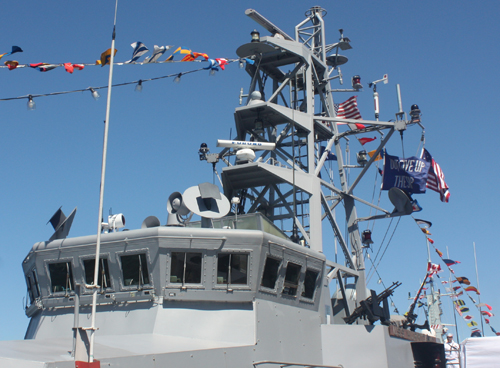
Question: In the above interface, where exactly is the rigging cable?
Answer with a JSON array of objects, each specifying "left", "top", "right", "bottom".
[
  {"left": 367, "top": 216, "right": 401, "bottom": 283},
  {"left": 366, "top": 217, "right": 394, "bottom": 279}
]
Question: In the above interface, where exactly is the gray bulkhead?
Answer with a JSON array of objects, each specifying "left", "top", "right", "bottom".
[{"left": 20, "top": 223, "right": 329, "bottom": 365}]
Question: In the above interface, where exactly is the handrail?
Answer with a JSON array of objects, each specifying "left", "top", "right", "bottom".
[{"left": 253, "top": 360, "right": 343, "bottom": 368}]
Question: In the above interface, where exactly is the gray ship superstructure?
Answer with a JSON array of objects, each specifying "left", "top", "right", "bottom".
[{"left": 0, "top": 7, "right": 445, "bottom": 368}]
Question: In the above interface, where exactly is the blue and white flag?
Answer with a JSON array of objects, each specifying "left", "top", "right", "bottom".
[
  {"left": 125, "top": 42, "right": 149, "bottom": 63},
  {"left": 144, "top": 45, "right": 172, "bottom": 63},
  {"left": 319, "top": 146, "right": 337, "bottom": 161},
  {"left": 381, "top": 153, "right": 430, "bottom": 194}
]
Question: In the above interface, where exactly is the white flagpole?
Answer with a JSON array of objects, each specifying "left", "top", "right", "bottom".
[
  {"left": 473, "top": 242, "right": 484, "bottom": 336},
  {"left": 89, "top": 0, "right": 118, "bottom": 363}
]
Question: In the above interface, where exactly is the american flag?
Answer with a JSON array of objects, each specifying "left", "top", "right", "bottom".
[
  {"left": 335, "top": 96, "right": 362, "bottom": 119},
  {"left": 422, "top": 148, "right": 450, "bottom": 202}
]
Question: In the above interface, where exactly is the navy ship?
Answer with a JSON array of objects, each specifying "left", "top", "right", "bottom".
[{"left": 0, "top": 7, "right": 445, "bottom": 368}]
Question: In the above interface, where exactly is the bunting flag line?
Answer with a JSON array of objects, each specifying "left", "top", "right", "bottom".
[
  {"left": 125, "top": 42, "right": 149, "bottom": 63},
  {"left": 335, "top": 96, "right": 362, "bottom": 119},
  {"left": 421, "top": 148, "right": 450, "bottom": 202},
  {"left": 417, "top": 216, "right": 498, "bottom": 336}
]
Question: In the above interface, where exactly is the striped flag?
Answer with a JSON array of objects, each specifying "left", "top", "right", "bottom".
[
  {"left": 126, "top": 42, "right": 149, "bottom": 63},
  {"left": 422, "top": 148, "right": 450, "bottom": 202},
  {"left": 144, "top": 45, "right": 172, "bottom": 63},
  {"left": 335, "top": 96, "right": 362, "bottom": 119}
]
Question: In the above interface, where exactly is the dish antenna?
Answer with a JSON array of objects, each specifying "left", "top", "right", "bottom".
[
  {"left": 388, "top": 187, "right": 413, "bottom": 216},
  {"left": 167, "top": 183, "right": 230, "bottom": 227}
]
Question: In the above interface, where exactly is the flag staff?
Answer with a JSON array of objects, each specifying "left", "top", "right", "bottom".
[
  {"left": 473, "top": 242, "right": 484, "bottom": 336},
  {"left": 447, "top": 246, "right": 460, "bottom": 341},
  {"left": 88, "top": 0, "right": 118, "bottom": 363}
]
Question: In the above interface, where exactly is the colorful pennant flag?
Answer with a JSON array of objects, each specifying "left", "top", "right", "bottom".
[
  {"left": 4, "top": 60, "right": 19, "bottom": 70},
  {"left": 456, "top": 277, "right": 471, "bottom": 285},
  {"left": 464, "top": 315, "right": 473, "bottom": 320},
  {"left": 63, "top": 63, "right": 85, "bottom": 74},
  {"left": 144, "top": 45, "right": 172, "bottom": 63},
  {"left": 415, "top": 219, "right": 432, "bottom": 228},
  {"left": 420, "top": 228, "right": 431, "bottom": 235},
  {"left": 166, "top": 46, "right": 191, "bottom": 61},
  {"left": 481, "top": 311, "right": 494, "bottom": 317},
  {"left": 477, "top": 303, "right": 493, "bottom": 311},
  {"left": 29, "top": 63, "right": 59, "bottom": 72},
  {"left": 435, "top": 248, "right": 443, "bottom": 257},
  {"left": 359, "top": 137, "right": 377, "bottom": 146},
  {"left": 455, "top": 299, "right": 466, "bottom": 306},
  {"left": 467, "top": 321, "right": 478, "bottom": 327},
  {"left": 443, "top": 259, "right": 460, "bottom": 266},
  {"left": 335, "top": 96, "right": 362, "bottom": 119},
  {"left": 125, "top": 42, "right": 149, "bottom": 63},
  {"left": 100, "top": 48, "right": 118, "bottom": 66},
  {"left": 0, "top": 45, "right": 23, "bottom": 61},
  {"left": 428, "top": 238, "right": 435, "bottom": 244},
  {"left": 181, "top": 52, "right": 209, "bottom": 62},
  {"left": 460, "top": 307, "right": 470, "bottom": 313},
  {"left": 411, "top": 199, "right": 423, "bottom": 212},
  {"left": 491, "top": 326, "right": 500, "bottom": 336},
  {"left": 320, "top": 146, "right": 337, "bottom": 161},
  {"left": 367, "top": 149, "right": 384, "bottom": 161},
  {"left": 465, "top": 286, "right": 480, "bottom": 295},
  {"left": 421, "top": 148, "right": 450, "bottom": 203}
]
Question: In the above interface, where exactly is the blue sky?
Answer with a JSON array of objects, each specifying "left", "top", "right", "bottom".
[{"left": 0, "top": 1, "right": 499, "bottom": 342}]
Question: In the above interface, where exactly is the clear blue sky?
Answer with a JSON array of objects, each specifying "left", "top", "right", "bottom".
[{"left": 1, "top": 1, "right": 499, "bottom": 342}]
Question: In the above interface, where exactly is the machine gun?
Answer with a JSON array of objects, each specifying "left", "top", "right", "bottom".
[
  {"left": 403, "top": 273, "right": 430, "bottom": 331},
  {"left": 344, "top": 282, "right": 401, "bottom": 325}
]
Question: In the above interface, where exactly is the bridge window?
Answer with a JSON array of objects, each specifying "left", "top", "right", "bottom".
[
  {"left": 48, "top": 262, "right": 74, "bottom": 293},
  {"left": 217, "top": 253, "right": 248, "bottom": 285},
  {"left": 282, "top": 262, "right": 301, "bottom": 296},
  {"left": 302, "top": 269, "right": 319, "bottom": 299},
  {"left": 261, "top": 257, "right": 281, "bottom": 289},
  {"left": 26, "top": 269, "right": 40, "bottom": 303},
  {"left": 170, "top": 252, "right": 202, "bottom": 284},
  {"left": 121, "top": 253, "right": 150, "bottom": 287},
  {"left": 84, "top": 258, "right": 111, "bottom": 289}
]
